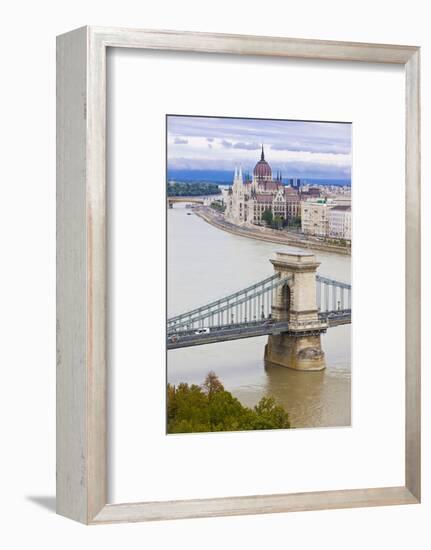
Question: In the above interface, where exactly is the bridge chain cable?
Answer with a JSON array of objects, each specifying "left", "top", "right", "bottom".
[
  {"left": 168, "top": 272, "right": 351, "bottom": 334},
  {"left": 168, "top": 273, "right": 280, "bottom": 324},
  {"left": 167, "top": 274, "right": 292, "bottom": 333}
]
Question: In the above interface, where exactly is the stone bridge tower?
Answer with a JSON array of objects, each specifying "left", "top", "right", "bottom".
[{"left": 264, "top": 250, "right": 327, "bottom": 371}]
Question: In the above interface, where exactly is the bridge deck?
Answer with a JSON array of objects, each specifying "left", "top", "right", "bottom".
[
  {"left": 167, "top": 310, "right": 351, "bottom": 350},
  {"left": 167, "top": 321, "right": 289, "bottom": 349},
  {"left": 323, "top": 310, "right": 351, "bottom": 327}
]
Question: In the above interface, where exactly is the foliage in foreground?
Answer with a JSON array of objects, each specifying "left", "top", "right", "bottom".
[{"left": 167, "top": 372, "right": 291, "bottom": 433}]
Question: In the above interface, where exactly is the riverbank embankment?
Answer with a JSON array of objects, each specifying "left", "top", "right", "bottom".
[{"left": 194, "top": 207, "right": 351, "bottom": 256}]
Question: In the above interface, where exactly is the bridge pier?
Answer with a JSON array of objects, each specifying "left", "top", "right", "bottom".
[
  {"left": 264, "top": 250, "right": 327, "bottom": 371},
  {"left": 265, "top": 333, "right": 325, "bottom": 371}
]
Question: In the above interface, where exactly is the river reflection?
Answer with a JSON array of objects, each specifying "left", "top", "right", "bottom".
[{"left": 167, "top": 205, "right": 351, "bottom": 429}]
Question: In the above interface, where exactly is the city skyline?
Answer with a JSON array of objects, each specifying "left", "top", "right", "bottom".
[{"left": 167, "top": 115, "right": 352, "bottom": 180}]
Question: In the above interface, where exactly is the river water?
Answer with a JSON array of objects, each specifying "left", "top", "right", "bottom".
[{"left": 167, "top": 205, "right": 351, "bottom": 428}]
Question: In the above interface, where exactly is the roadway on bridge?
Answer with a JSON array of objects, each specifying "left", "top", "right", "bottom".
[
  {"left": 167, "top": 321, "right": 290, "bottom": 349},
  {"left": 166, "top": 310, "right": 350, "bottom": 350}
]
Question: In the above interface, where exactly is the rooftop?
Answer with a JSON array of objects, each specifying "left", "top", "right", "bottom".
[
  {"left": 330, "top": 205, "right": 351, "bottom": 212},
  {"left": 255, "top": 194, "right": 273, "bottom": 203},
  {"left": 276, "top": 248, "right": 314, "bottom": 257},
  {"left": 272, "top": 249, "right": 319, "bottom": 266}
]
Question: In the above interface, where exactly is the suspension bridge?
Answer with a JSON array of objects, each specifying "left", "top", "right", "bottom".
[{"left": 167, "top": 249, "right": 351, "bottom": 371}]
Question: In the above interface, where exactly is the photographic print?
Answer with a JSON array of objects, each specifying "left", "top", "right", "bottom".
[{"left": 167, "top": 115, "right": 351, "bottom": 434}]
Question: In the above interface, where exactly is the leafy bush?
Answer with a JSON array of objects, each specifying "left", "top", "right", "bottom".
[
  {"left": 262, "top": 208, "right": 273, "bottom": 226},
  {"left": 167, "top": 372, "right": 291, "bottom": 433},
  {"left": 271, "top": 215, "right": 284, "bottom": 230}
]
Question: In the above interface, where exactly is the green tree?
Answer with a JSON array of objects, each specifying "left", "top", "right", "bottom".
[
  {"left": 272, "top": 215, "right": 283, "bottom": 230},
  {"left": 167, "top": 182, "right": 220, "bottom": 197},
  {"left": 251, "top": 397, "right": 291, "bottom": 430},
  {"left": 287, "top": 216, "right": 301, "bottom": 228},
  {"left": 262, "top": 209, "right": 273, "bottom": 226},
  {"left": 202, "top": 371, "right": 225, "bottom": 397},
  {"left": 167, "top": 373, "right": 291, "bottom": 433},
  {"left": 167, "top": 382, "right": 211, "bottom": 433}
]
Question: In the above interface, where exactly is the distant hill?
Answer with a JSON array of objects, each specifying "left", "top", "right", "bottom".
[
  {"left": 167, "top": 169, "right": 351, "bottom": 187},
  {"left": 167, "top": 181, "right": 220, "bottom": 197}
]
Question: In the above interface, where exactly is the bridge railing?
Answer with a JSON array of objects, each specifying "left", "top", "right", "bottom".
[
  {"left": 167, "top": 274, "right": 292, "bottom": 333},
  {"left": 167, "top": 272, "right": 351, "bottom": 335},
  {"left": 316, "top": 274, "right": 351, "bottom": 313}
]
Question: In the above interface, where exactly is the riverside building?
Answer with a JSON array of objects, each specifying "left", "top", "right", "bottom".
[
  {"left": 328, "top": 205, "right": 352, "bottom": 241},
  {"left": 301, "top": 198, "right": 332, "bottom": 237},
  {"left": 301, "top": 199, "right": 351, "bottom": 240}
]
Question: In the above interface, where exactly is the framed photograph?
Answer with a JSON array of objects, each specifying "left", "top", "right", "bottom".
[
  {"left": 56, "top": 27, "right": 420, "bottom": 524},
  {"left": 166, "top": 114, "right": 352, "bottom": 431}
]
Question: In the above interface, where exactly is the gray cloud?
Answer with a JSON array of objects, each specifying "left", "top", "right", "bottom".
[
  {"left": 221, "top": 139, "right": 233, "bottom": 148},
  {"left": 167, "top": 116, "right": 351, "bottom": 179},
  {"left": 168, "top": 116, "right": 351, "bottom": 155},
  {"left": 233, "top": 141, "right": 260, "bottom": 150},
  {"left": 174, "top": 137, "right": 188, "bottom": 144},
  {"left": 271, "top": 141, "right": 350, "bottom": 154}
]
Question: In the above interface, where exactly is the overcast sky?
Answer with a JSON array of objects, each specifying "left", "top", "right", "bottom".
[{"left": 167, "top": 115, "right": 352, "bottom": 180}]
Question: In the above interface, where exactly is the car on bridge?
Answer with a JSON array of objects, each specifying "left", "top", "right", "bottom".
[{"left": 194, "top": 327, "right": 210, "bottom": 335}]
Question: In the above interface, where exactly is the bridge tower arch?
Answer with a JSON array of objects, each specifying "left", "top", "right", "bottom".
[
  {"left": 265, "top": 250, "right": 327, "bottom": 371},
  {"left": 273, "top": 282, "right": 291, "bottom": 321}
]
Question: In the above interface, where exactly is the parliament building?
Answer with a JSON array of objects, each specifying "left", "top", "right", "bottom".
[{"left": 224, "top": 146, "right": 306, "bottom": 226}]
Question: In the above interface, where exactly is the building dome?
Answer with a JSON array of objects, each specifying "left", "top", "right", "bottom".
[{"left": 253, "top": 146, "right": 272, "bottom": 179}]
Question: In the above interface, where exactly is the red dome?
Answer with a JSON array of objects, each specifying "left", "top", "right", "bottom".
[
  {"left": 253, "top": 146, "right": 272, "bottom": 179},
  {"left": 254, "top": 160, "right": 272, "bottom": 179}
]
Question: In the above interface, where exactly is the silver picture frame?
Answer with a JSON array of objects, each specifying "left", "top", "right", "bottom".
[{"left": 56, "top": 26, "right": 420, "bottom": 524}]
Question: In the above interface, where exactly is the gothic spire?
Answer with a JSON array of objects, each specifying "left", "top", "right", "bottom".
[{"left": 261, "top": 144, "right": 265, "bottom": 161}]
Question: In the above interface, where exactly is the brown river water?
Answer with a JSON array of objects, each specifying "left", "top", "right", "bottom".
[{"left": 167, "top": 205, "right": 351, "bottom": 428}]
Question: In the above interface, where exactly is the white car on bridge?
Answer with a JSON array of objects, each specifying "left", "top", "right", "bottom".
[{"left": 194, "top": 327, "right": 210, "bottom": 335}]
